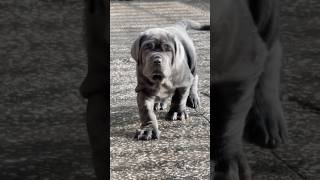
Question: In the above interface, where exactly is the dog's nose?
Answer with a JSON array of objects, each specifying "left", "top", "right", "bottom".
[
  {"left": 154, "top": 58, "right": 161, "bottom": 64},
  {"left": 153, "top": 56, "right": 162, "bottom": 64}
]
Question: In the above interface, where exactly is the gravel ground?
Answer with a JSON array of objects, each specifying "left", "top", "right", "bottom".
[{"left": 0, "top": 0, "right": 319, "bottom": 180}]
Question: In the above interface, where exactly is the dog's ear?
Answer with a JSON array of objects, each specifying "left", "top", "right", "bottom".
[
  {"left": 172, "top": 35, "right": 185, "bottom": 66},
  {"left": 131, "top": 32, "right": 146, "bottom": 64}
]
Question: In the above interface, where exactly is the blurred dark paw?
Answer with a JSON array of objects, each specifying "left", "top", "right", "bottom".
[
  {"left": 154, "top": 102, "right": 166, "bottom": 111},
  {"left": 245, "top": 107, "right": 288, "bottom": 148},
  {"left": 215, "top": 153, "right": 252, "bottom": 180}
]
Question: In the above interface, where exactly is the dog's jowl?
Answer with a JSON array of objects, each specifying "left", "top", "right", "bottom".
[
  {"left": 131, "top": 20, "right": 209, "bottom": 140},
  {"left": 212, "top": 0, "right": 288, "bottom": 179}
]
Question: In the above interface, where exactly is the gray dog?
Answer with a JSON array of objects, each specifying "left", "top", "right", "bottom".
[
  {"left": 212, "top": 0, "right": 288, "bottom": 179},
  {"left": 131, "top": 20, "right": 209, "bottom": 140}
]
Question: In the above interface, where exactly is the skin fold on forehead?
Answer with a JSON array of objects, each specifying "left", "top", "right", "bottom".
[
  {"left": 143, "top": 28, "right": 175, "bottom": 42},
  {"left": 139, "top": 31, "right": 176, "bottom": 65}
]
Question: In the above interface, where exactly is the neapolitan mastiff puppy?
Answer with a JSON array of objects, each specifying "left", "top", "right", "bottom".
[
  {"left": 131, "top": 20, "right": 209, "bottom": 140},
  {"left": 212, "top": 0, "right": 288, "bottom": 179}
]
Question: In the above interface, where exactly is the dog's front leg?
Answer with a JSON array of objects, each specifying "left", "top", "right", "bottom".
[
  {"left": 135, "top": 92, "right": 160, "bottom": 140},
  {"left": 213, "top": 81, "right": 257, "bottom": 180},
  {"left": 166, "top": 87, "right": 190, "bottom": 121}
]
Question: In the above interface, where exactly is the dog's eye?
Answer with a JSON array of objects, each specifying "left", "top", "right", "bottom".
[
  {"left": 162, "top": 44, "right": 171, "bottom": 51},
  {"left": 144, "top": 43, "right": 154, "bottom": 49}
]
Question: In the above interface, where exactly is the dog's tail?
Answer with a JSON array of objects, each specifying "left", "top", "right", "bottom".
[{"left": 176, "top": 20, "right": 210, "bottom": 31}]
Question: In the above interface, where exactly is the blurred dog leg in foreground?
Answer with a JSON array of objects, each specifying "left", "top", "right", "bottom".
[
  {"left": 80, "top": 0, "right": 108, "bottom": 179},
  {"left": 212, "top": 0, "right": 287, "bottom": 179}
]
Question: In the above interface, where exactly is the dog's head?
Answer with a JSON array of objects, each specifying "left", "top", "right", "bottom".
[{"left": 131, "top": 28, "right": 184, "bottom": 83}]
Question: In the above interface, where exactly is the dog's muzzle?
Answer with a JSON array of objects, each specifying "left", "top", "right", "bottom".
[{"left": 150, "top": 54, "right": 165, "bottom": 81}]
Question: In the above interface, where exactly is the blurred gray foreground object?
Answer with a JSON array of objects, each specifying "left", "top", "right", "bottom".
[
  {"left": 80, "top": 0, "right": 108, "bottom": 180},
  {"left": 212, "top": 0, "right": 288, "bottom": 179}
]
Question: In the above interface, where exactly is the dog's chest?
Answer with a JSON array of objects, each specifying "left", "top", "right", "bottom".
[{"left": 154, "top": 83, "right": 174, "bottom": 100}]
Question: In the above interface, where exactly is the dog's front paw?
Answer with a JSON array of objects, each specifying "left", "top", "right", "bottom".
[
  {"left": 187, "top": 93, "right": 200, "bottom": 109},
  {"left": 165, "top": 109, "right": 189, "bottom": 121},
  {"left": 215, "top": 153, "right": 252, "bottom": 180},
  {"left": 134, "top": 125, "right": 160, "bottom": 140}
]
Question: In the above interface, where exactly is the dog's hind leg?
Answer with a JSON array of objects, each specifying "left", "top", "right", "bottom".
[
  {"left": 154, "top": 97, "right": 167, "bottom": 111},
  {"left": 244, "top": 40, "right": 288, "bottom": 148},
  {"left": 187, "top": 74, "right": 200, "bottom": 109}
]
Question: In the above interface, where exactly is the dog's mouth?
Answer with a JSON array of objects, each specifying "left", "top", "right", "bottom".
[{"left": 152, "top": 74, "right": 164, "bottom": 81}]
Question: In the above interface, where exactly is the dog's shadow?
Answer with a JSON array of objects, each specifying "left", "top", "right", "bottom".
[
  {"left": 110, "top": 104, "right": 204, "bottom": 139},
  {"left": 110, "top": 105, "right": 172, "bottom": 139},
  {"left": 110, "top": 105, "right": 139, "bottom": 139}
]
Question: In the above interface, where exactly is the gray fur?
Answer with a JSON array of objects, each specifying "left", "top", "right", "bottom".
[
  {"left": 131, "top": 20, "right": 207, "bottom": 140},
  {"left": 212, "top": 0, "right": 288, "bottom": 179}
]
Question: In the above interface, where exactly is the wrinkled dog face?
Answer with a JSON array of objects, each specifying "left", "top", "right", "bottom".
[{"left": 133, "top": 29, "right": 176, "bottom": 83}]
